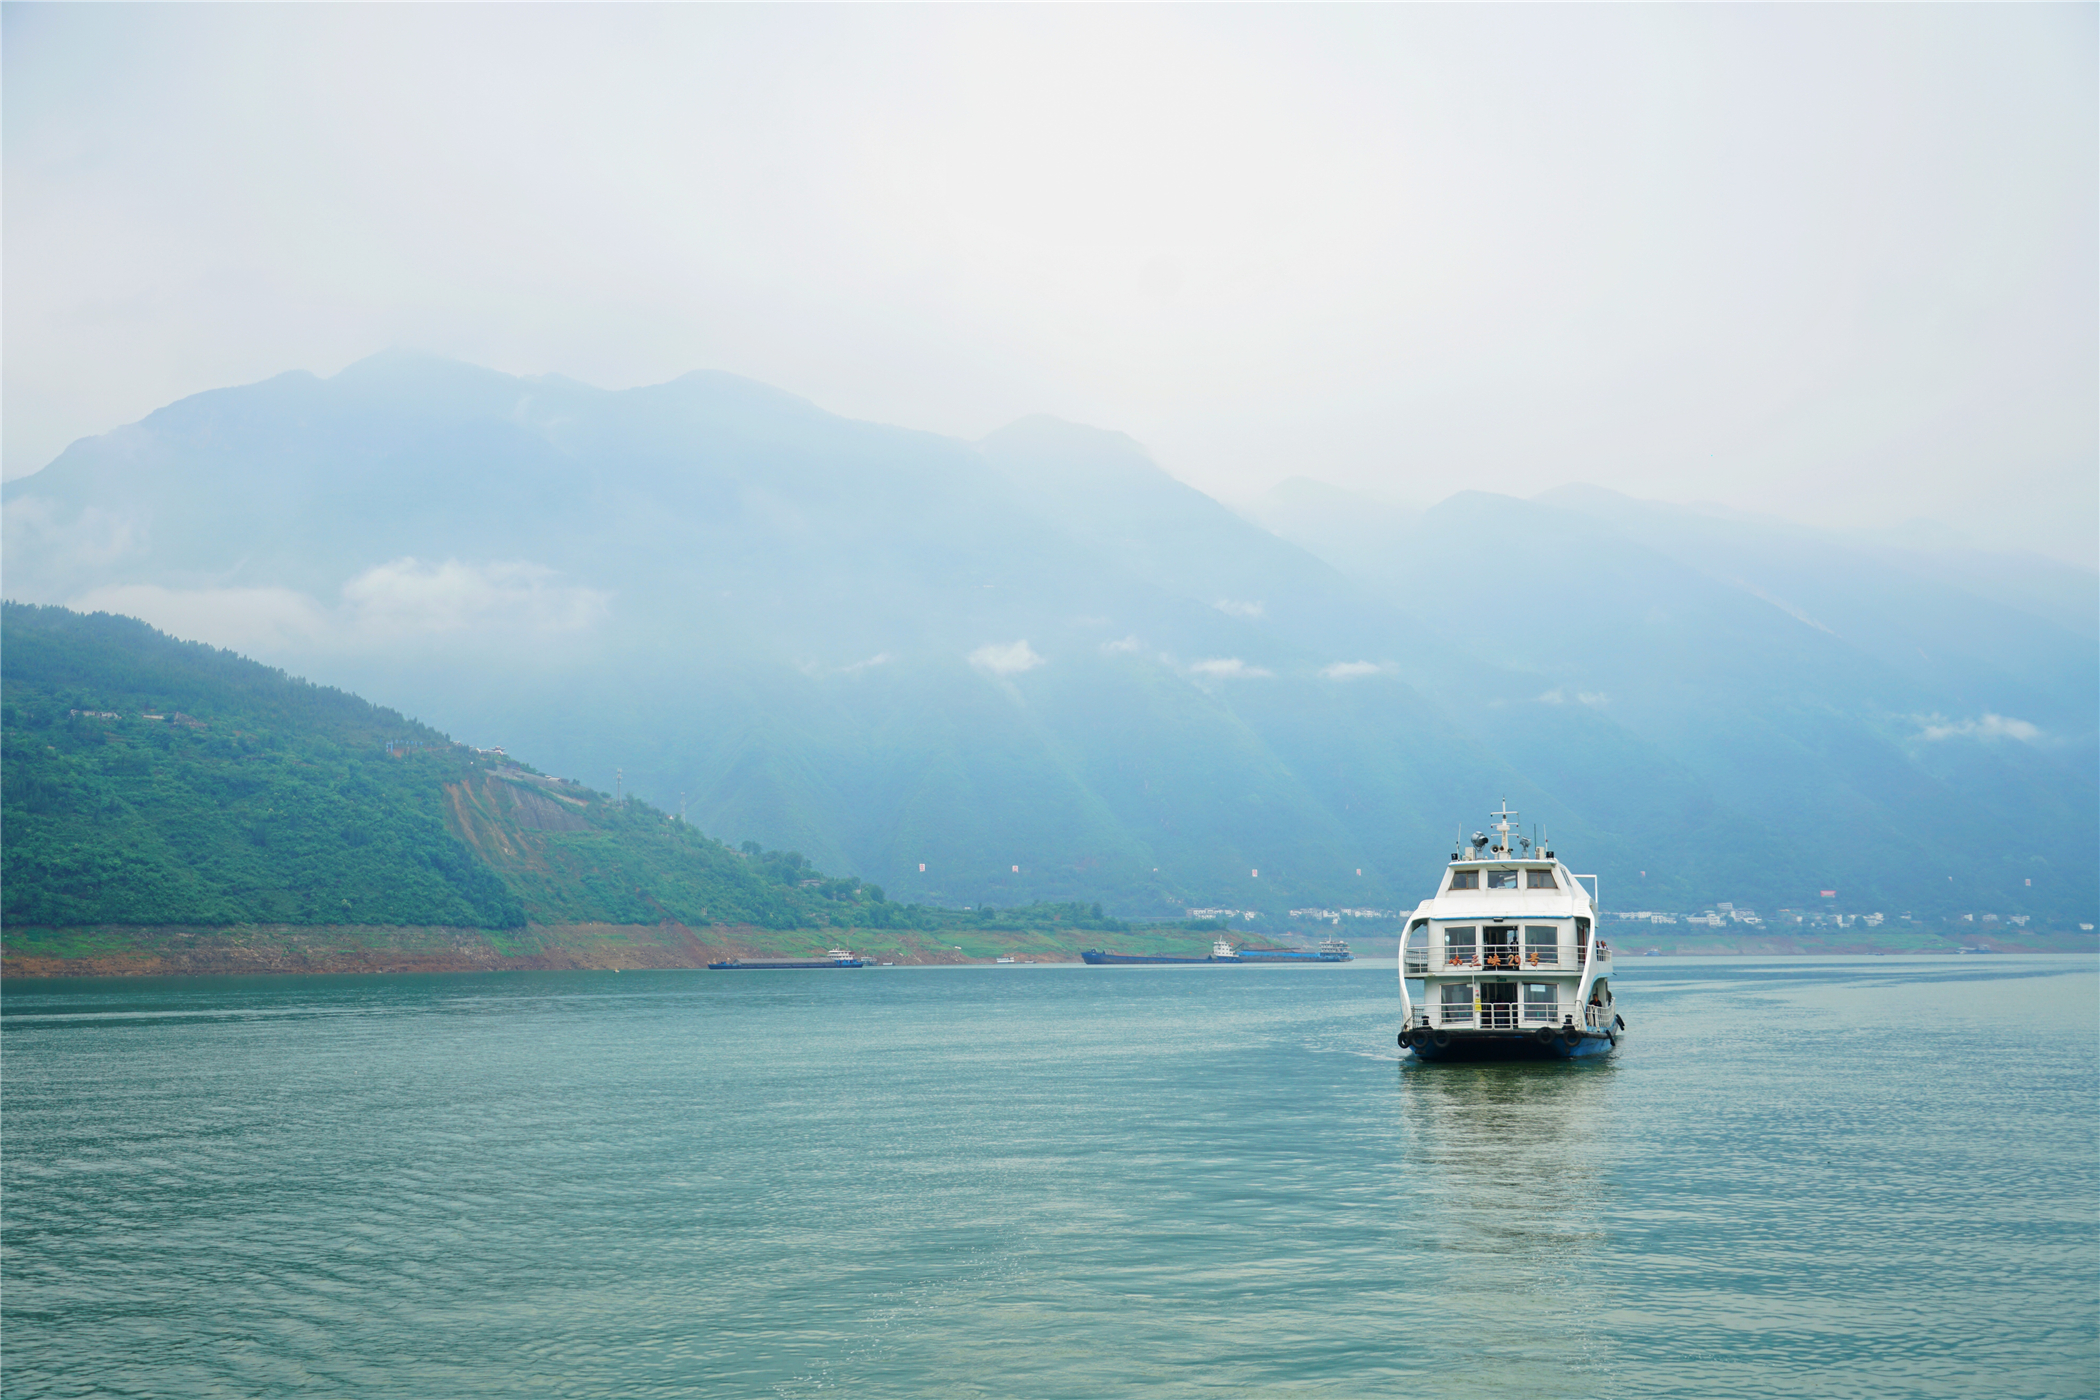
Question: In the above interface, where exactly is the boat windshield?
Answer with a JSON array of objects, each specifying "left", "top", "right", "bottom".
[
  {"left": 1527, "top": 869, "right": 1558, "bottom": 888},
  {"left": 1486, "top": 869, "right": 1520, "bottom": 889}
]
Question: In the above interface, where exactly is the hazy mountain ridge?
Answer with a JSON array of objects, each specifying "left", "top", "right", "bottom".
[{"left": 5, "top": 354, "right": 2091, "bottom": 926}]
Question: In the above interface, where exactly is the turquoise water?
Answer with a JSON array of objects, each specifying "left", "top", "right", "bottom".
[{"left": 4, "top": 958, "right": 2095, "bottom": 1398}]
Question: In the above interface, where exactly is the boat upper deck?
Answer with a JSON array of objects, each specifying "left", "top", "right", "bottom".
[
  {"left": 1413, "top": 858, "right": 1595, "bottom": 920},
  {"left": 1400, "top": 805, "right": 1611, "bottom": 983}
]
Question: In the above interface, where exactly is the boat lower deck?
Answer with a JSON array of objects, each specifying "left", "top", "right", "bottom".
[{"left": 1401, "top": 1022, "right": 1620, "bottom": 1060}]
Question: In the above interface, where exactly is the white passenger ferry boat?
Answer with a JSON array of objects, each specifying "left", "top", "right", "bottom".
[{"left": 1399, "top": 804, "right": 1624, "bottom": 1060}]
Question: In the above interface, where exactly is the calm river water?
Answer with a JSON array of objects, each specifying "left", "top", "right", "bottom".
[{"left": 3, "top": 957, "right": 2095, "bottom": 1398}]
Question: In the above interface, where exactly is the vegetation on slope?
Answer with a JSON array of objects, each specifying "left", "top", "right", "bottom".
[
  {"left": 1, "top": 604, "right": 1137, "bottom": 939},
  {"left": 3, "top": 606, "right": 526, "bottom": 928}
]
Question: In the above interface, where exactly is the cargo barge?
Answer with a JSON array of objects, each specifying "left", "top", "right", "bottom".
[
  {"left": 709, "top": 947, "right": 866, "bottom": 970},
  {"left": 1081, "top": 938, "right": 1241, "bottom": 965},
  {"left": 1235, "top": 936, "right": 1354, "bottom": 962}
]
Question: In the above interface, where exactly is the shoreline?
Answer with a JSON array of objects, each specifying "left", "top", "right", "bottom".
[
  {"left": 3, "top": 918, "right": 2091, "bottom": 979},
  {"left": 0, "top": 921, "right": 1027, "bottom": 978}
]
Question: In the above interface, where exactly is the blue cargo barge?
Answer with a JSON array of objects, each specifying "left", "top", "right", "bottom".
[
  {"left": 1235, "top": 936, "right": 1354, "bottom": 963},
  {"left": 1081, "top": 938, "right": 1241, "bottom": 965}
]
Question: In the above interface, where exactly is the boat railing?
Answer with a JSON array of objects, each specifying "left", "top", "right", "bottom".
[
  {"left": 1424, "top": 1003, "right": 1565, "bottom": 1029},
  {"left": 1408, "top": 949, "right": 1561, "bottom": 973},
  {"left": 1584, "top": 1004, "right": 1616, "bottom": 1030}
]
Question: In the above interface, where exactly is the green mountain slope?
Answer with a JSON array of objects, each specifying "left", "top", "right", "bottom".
[
  {"left": 4, "top": 605, "right": 527, "bottom": 928},
  {"left": 5, "top": 603, "right": 1125, "bottom": 942}
]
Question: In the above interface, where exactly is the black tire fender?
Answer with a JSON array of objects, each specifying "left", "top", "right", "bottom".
[
  {"left": 1534, "top": 1026, "right": 1556, "bottom": 1046},
  {"left": 1432, "top": 1030, "right": 1451, "bottom": 1049}
]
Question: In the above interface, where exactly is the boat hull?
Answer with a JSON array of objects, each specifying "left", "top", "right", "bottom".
[{"left": 1399, "top": 1023, "right": 1621, "bottom": 1061}]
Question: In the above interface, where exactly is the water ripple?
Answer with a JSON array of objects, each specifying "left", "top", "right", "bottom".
[{"left": 4, "top": 959, "right": 2094, "bottom": 1398}]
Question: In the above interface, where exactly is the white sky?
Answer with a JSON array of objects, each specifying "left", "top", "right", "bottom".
[{"left": 5, "top": 5, "right": 2095, "bottom": 564}]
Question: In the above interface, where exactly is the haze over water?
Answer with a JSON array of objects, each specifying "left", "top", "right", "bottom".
[{"left": 4, "top": 958, "right": 2094, "bottom": 1398}]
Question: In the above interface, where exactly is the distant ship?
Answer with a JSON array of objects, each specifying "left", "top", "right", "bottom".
[
  {"left": 709, "top": 947, "right": 866, "bottom": 970},
  {"left": 1081, "top": 937, "right": 1242, "bottom": 965},
  {"left": 1398, "top": 804, "right": 1623, "bottom": 1060},
  {"left": 1233, "top": 936, "right": 1354, "bottom": 963}
]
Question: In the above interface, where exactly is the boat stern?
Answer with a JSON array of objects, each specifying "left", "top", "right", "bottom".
[{"left": 1399, "top": 1019, "right": 1621, "bottom": 1061}]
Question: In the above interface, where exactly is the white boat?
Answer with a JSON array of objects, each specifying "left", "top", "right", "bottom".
[{"left": 1398, "top": 803, "right": 1624, "bottom": 1060}]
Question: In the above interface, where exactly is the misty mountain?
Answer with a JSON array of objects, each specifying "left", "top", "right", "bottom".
[
  {"left": 1247, "top": 477, "right": 2097, "bottom": 919},
  {"left": 5, "top": 353, "right": 2092, "bottom": 925}
]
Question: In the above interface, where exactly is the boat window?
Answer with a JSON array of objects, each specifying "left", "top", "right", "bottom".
[
  {"left": 1486, "top": 869, "right": 1520, "bottom": 889},
  {"left": 1523, "top": 983, "right": 1558, "bottom": 1021},
  {"left": 1439, "top": 983, "right": 1474, "bottom": 1021},
  {"left": 1444, "top": 926, "right": 1476, "bottom": 964},
  {"left": 1527, "top": 869, "right": 1558, "bottom": 889},
  {"left": 1449, "top": 870, "right": 1479, "bottom": 890},
  {"left": 1524, "top": 926, "right": 1559, "bottom": 964}
]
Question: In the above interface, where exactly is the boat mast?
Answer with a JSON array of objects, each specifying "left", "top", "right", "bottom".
[{"left": 1490, "top": 800, "right": 1518, "bottom": 857}]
